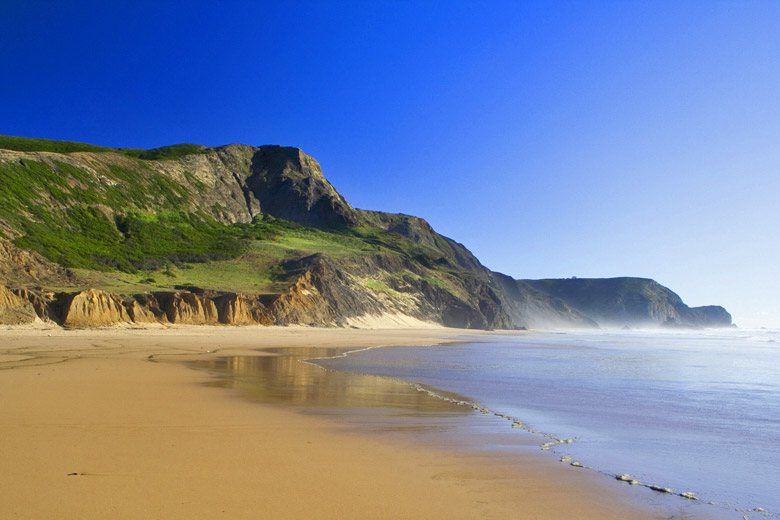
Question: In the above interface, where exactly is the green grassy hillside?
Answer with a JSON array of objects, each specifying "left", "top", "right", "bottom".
[
  {"left": 0, "top": 137, "right": 468, "bottom": 296},
  {"left": 0, "top": 155, "right": 234, "bottom": 271},
  {"left": 0, "top": 135, "right": 210, "bottom": 160},
  {"left": 0, "top": 135, "right": 117, "bottom": 154}
]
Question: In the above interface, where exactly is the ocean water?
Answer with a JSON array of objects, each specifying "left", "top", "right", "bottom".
[{"left": 315, "top": 329, "right": 780, "bottom": 520}]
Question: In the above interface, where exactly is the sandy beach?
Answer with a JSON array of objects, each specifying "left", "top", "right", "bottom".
[{"left": 0, "top": 325, "right": 662, "bottom": 519}]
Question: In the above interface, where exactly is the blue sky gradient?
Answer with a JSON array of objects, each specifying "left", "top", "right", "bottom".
[{"left": 2, "top": 1, "right": 778, "bottom": 327}]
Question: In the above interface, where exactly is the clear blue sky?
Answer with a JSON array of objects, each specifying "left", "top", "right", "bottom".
[{"left": 2, "top": 1, "right": 778, "bottom": 327}]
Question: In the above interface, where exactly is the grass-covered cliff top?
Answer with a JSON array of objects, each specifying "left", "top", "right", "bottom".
[{"left": 0, "top": 135, "right": 209, "bottom": 160}]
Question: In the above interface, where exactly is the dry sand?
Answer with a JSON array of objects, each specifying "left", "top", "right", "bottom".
[{"left": 0, "top": 325, "right": 663, "bottom": 519}]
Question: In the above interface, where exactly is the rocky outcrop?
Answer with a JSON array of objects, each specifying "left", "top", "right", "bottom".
[
  {"left": 359, "top": 211, "right": 486, "bottom": 273},
  {"left": 0, "top": 252, "right": 558, "bottom": 328},
  {"left": 213, "top": 293, "right": 271, "bottom": 325},
  {"left": 523, "top": 277, "right": 733, "bottom": 328},
  {"left": 0, "top": 238, "right": 74, "bottom": 287},
  {"left": 0, "top": 286, "right": 39, "bottom": 324},
  {"left": 261, "top": 254, "right": 589, "bottom": 330},
  {"left": 682, "top": 305, "right": 732, "bottom": 327},
  {"left": 267, "top": 268, "right": 339, "bottom": 325},
  {"left": 61, "top": 289, "right": 132, "bottom": 328},
  {"left": 12, "top": 288, "right": 58, "bottom": 322},
  {"left": 154, "top": 291, "right": 219, "bottom": 325},
  {"left": 147, "top": 144, "right": 262, "bottom": 224},
  {"left": 246, "top": 146, "right": 358, "bottom": 229},
  {"left": 125, "top": 300, "right": 162, "bottom": 324}
]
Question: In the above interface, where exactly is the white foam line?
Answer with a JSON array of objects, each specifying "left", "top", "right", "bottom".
[
  {"left": 302, "top": 345, "right": 778, "bottom": 519},
  {"left": 301, "top": 344, "right": 576, "bottom": 446}
]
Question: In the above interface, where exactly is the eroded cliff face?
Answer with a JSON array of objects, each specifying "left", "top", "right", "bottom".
[
  {"left": 12, "top": 288, "right": 57, "bottom": 322},
  {"left": 0, "top": 286, "right": 39, "bottom": 325},
  {"left": 154, "top": 292, "right": 220, "bottom": 325},
  {"left": 213, "top": 294, "right": 271, "bottom": 325},
  {"left": 0, "top": 260, "right": 729, "bottom": 331},
  {"left": 61, "top": 289, "right": 131, "bottom": 328},
  {"left": 0, "top": 238, "right": 74, "bottom": 287},
  {"left": 1, "top": 253, "right": 591, "bottom": 329}
]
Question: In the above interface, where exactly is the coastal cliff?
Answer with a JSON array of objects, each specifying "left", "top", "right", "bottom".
[
  {"left": 523, "top": 278, "right": 732, "bottom": 328},
  {"left": 0, "top": 135, "right": 731, "bottom": 329}
]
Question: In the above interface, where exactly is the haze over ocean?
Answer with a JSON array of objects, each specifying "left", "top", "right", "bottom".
[{"left": 2, "top": 1, "right": 778, "bottom": 327}]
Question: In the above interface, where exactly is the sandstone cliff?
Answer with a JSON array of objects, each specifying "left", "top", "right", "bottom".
[
  {"left": 153, "top": 291, "right": 220, "bottom": 325},
  {"left": 60, "top": 289, "right": 132, "bottom": 328},
  {"left": 0, "top": 286, "right": 39, "bottom": 325},
  {"left": 0, "top": 238, "right": 74, "bottom": 287}
]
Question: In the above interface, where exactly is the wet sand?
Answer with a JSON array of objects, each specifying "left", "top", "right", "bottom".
[{"left": 0, "top": 325, "right": 663, "bottom": 519}]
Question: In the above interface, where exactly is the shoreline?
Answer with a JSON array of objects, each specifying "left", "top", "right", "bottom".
[
  {"left": 1, "top": 325, "right": 665, "bottom": 519},
  {"left": 305, "top": 338, "right": 729, "bottom": 520}
]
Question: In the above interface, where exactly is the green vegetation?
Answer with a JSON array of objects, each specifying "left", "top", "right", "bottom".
[
  {"left": 386, "top": 270, "right": 468, "bottom": 300},
  {"left": 0, "top": 135, "right": 115, "bottom": 154},
  {"left": 62, "top": 221, "right": 383, "bottom": 294},
  {"left": 0, "top": 149, "right": 409, "bottom": 288},
  {"left": 118, "top": 143, "right": 209, "bottom": 161},
  {"left": 11, "top": 204, "right": 368, "bottom": 278},
  {"left": 15, "top": 207, "right": 244, "bottom": 272},
  {"left": 0, "top": 157, "right": 190, "bottom": 221},
  {"left": 362, "top": 278, "right": 410, "bottom": 303},
  {"left": 345, "top": 224, "right": 462, "bottom": 275},
  {"left": 0, "top": 135, "right": 208, "bottom": 161},
  {"left": 105, "top": 164, "right": 190, "bottom": 207},
  {"left": 0, "top": 137, "right": 480, "bottom": 298},
  {"left": 363, "top": 279, "right": 392, "bottom": 293},
  {"left": 0, "top": 154, "right": 384, "bottom": 289},
  {"left": 0, "top": 157, "right": 219, "bottom": 271}
]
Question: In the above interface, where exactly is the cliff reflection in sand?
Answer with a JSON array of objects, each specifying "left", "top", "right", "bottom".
[{"left": 189, "top": 347, "right": 468, "bottom": 414}]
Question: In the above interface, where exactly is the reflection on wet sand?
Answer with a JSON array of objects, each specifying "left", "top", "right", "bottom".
[{"left": 189, "top": 347, "right": 470, "bottom": 415}]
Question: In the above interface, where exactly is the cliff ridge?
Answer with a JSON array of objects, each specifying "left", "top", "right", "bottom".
[{"left": 0, "top": 135, "right": 732, "bottom": 329}]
